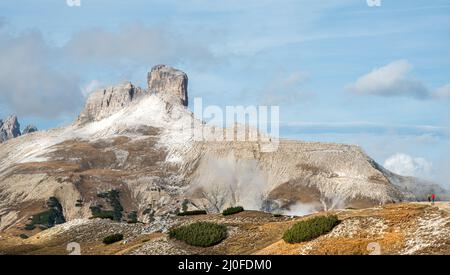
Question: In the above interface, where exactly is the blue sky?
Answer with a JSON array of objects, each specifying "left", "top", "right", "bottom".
[{"left": 0, "top": 0, "right": 449, "bottom": 185}]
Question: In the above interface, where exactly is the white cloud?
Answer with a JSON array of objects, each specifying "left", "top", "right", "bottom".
[
  {"left": 262, "top": 71, "right": 313, "bottom": 105},
  {"left": 64, "top": 23, "right": 217, "bottom": 68},
  {"left": 81, "top": 80, "right": 104, "bottom": 97},
  {"left": 347, "top": 60, "right": 429, "bottom": 99},
  {"left": 433, "top": 83, "right": 450, "bottom": 98},
  {"left": 0, "top": 22, "right": 220, "bottom": 120},
  {"left": 383, "top": 153, "right": 432, "bottom": 177},
  {"left": 0, "top": 29, "right": 83, "bottom": 119}
]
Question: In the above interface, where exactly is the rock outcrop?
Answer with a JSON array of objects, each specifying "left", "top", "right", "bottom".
[
  {"left": 148, "top": 64, "right": 188, "bottom": 107},
  {"left": 0, "top": 115, "right": 21, "bottom": 142},
  {"left": 76, "top": 81, "right": 146, "bottom": 124},
  {"left": 22, "top": 124, "right": 38, "bottom": 135}
]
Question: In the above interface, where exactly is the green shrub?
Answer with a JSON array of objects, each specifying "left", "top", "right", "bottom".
[
  {"left": 19, "top": 234, "right": 29, "bottom": 239},
  {"left": 95, "top": 190, "right": 123, "bottom": 221},
  {"left": 127, "top": 211, "right": 138, "bottom": 223},
  {"left": 103, "top": 234, "right": 124, "bottom": 245},
  {"left": 222, "top": 206, "right": 244, "bottom": 216},
  {"left": 169, "top": 222, "right": 227, "bottom": 247},
  {"left": 177, "top": 210, "right": 207, "bottom": 216},
  {"left": 24, "top": 224, "right": 36, "bottom": 231},
  {"left": 181, "top": 199, "right": 189, "bottom": 212},
  {"left": 26, "top": 197, "right": 65, "bottom": 230},
  {"left": 283, "top": 215, "right": 340, "bottom": 244}
]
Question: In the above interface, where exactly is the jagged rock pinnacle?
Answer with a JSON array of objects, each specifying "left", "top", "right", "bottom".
[{"left": 0, "top": 115, "right": 21, "bottom": 142}]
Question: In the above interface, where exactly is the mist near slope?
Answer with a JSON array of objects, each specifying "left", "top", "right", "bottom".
[
  {"left": 189, "top": 153, "right": 324, "bottom": 216},
  {"left": 190, "top": 153, "right": 267, "bottom": 211},
  {"left": 282, "top": 202, "right": 319, "bottom": 217}
]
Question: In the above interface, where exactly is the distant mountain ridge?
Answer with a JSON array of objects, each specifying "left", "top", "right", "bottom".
[{"left": 0, "top": 115, "right": 37, "bottom": 143}]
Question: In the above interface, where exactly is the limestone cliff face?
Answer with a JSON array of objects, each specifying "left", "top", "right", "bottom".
[
  {"left": 147, "top": 64, "right": 188, "bottom": 107},
  {"left": 76, "top": 82, "right": 146, "bottom": 125}
]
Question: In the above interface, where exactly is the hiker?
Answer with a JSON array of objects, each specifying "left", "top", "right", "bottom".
[
  {"left": 431, "top": 194, "right": 436, "bottom": 205},
  {"left": 427, "top": 194, "right": 432, "bottom": 203}
]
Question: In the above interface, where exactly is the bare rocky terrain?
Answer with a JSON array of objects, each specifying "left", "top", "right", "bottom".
[{"left": 0, "top": 65, "right": 448, "bottom": 254}]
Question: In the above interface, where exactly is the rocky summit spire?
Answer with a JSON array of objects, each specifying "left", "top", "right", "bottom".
[
  {"left": 0, "top": 115, "right": 21, "bottom": 142},
  {"left": 147, "top": 64, "right": 188, "bottom": 107}
]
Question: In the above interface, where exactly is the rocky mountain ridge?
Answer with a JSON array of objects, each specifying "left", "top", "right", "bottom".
[{"left": 0, "top": 64, "right": 448, "bottom": 235}]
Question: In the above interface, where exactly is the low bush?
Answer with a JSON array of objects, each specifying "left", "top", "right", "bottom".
[
  {"left": 169, "top": 222, "right": 227, "bottom": 247},
  {"left": 127, "top": 211, "right": 138, "bottom": 223},
  {"left": 103, "top": 233, "right": 124, "bottom": 245},
  {"left": 26, "top": 197, "right": 65, "bottom": 230},
  {"left": 90, "top": 206, "right": 115, "bottom": 220},
  {"left": 283, "top": 215, "right": 340, "bottom": 244},
  {"left": 177, "top": 210, "right": 207, "bottom": 216},
  {"left": 24, "top": 224, "right": 36, "bottom": 231},
  {"left": 222, "top": 206, "right": 244, "bottom": 216},
  {"left": 95, "top": 190, "right": 123, "bottom": 221}
]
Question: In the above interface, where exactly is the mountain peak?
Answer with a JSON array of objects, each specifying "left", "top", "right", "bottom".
[
  {"left": 76, "top": 65, "right": 189, "bottom": 125},
  {"left": 147, "top": 64, "right": 188, "bottom": 107}
]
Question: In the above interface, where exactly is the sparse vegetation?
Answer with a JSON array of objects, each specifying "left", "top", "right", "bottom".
[
  {"left": 177, "top": 210, "right": 207, "bottom": 216},
  {"left": 90, "top": 190, "right": 123, "bottom": 221},
  {"left": 181, "top": 199, "right": 189, "bottom": 212},
  {"left": 283, "top": 215, "right": 340, "bottom": 243},
  {"left": 143, "top": 208, "right": 155, "bottom": 222},
  {"left": 24, "top": 224, "right": 36, "bottom": 231},
  {"left": 169, "top": 222, "right": 227, "bottom": 247},
  {"left": 103, "top": 233, "right": 124, "bottom": 245},
  {"left": 75, "top": 199, "right": 83, "bottom": 207},
  {"left": 24, "top": 197, "right": 65, "bottom": 231},
  {"left": 90, "top": 206, "right": 115, "bottom": 220},
  {"left": 222, "top": 206, "right": 244, "bottom": 216},
  {"left": 127, "top": 211, "right": 138, "bottom": 223}
]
